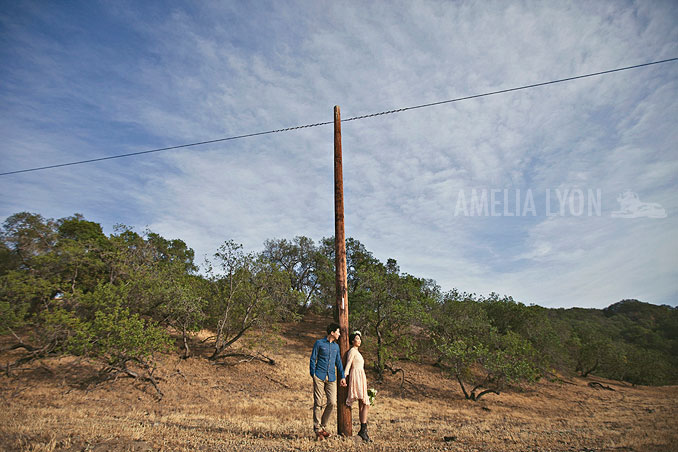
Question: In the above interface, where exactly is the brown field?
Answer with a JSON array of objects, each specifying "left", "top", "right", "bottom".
[{"left": 1, "top": 315, "right": 677, "bottom": 452}]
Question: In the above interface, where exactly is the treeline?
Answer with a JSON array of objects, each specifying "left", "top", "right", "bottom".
[{"left": 1, "top": 212, "right": 676, "bottom": 399}]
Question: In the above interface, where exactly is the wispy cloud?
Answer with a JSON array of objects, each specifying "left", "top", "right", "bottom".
[{"left": 1, "top": 0, "right": 676, "bottom": 308}]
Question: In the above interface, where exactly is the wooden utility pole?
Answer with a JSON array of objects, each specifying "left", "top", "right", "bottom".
[{"left": 333, "top": 105, "right": 351, "bottom": 437}]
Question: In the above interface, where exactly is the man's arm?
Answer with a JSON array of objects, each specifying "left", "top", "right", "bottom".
[{"left": 309, "top": 340, "right": 319, "bottom": 378}]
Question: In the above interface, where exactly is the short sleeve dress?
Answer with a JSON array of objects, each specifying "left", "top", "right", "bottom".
[{"left": 344, "top": 347, "right": 370, "bottom": 407}]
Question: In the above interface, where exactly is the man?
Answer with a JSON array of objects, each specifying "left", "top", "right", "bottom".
[{"left": 309, "top": 322, "right": 347, "bottom": 440}]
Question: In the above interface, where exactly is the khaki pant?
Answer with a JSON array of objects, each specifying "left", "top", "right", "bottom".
[{"left": 312, "top": 375, "right": 337, "bottom": 432}]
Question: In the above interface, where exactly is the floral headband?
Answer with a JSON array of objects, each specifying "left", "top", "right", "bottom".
[{"left": 351, "top": 330, "right": 362, "bottom": 336}]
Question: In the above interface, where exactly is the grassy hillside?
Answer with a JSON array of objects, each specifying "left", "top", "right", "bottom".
[{"left": 1, "top": 315, "right": 677, "bottom": 452}]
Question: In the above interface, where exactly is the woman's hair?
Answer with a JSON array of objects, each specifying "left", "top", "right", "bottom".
[
  {"left": 349, "top": 331, "right": 362, "bottom": 345},
  {"left": 326, "top": 322, "right": 340, "bottom": 335}
]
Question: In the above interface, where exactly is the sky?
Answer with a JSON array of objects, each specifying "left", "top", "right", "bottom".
[{"left": 1, "top": 1, "right": 676, "bottom": 309}]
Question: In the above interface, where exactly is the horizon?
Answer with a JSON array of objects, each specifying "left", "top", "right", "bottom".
[{"left": 1, "top": 1, "right": 676, "bottom": 309}]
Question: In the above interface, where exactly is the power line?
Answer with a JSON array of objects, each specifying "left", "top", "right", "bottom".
[
  {"left": 2, "top": 57, "right": 676, "bottom": 177},
  {"left": 0, "top": 121, "right": 334, "bottom": 176},
  {"left": 342, "top": 58, "right": 678, "bottom": 121}
]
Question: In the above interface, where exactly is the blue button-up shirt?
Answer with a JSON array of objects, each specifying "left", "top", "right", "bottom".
[{"left": 310, "top": 337, "right": 345, "bottom": 382}]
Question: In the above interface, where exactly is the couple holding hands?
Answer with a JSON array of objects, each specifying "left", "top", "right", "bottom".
[{"left": 309, "top": 323, "right": 372, "bottom": 442}]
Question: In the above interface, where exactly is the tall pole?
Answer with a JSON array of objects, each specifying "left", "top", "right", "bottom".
[{"left": 333, "top": 105, "right": 352, "bottom": 437}]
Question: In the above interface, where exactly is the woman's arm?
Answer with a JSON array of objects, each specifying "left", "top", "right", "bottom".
[{"left": 344, "top": 348, "right": 356, "bottom": 377}]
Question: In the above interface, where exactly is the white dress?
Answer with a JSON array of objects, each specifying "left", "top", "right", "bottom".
[{"left": 344, "top": 347, "right": 370, "bottom": 407}]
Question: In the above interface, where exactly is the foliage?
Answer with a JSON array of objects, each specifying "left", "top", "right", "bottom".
[
  {"left": 481, "top": 294, "right": 570, "bottom": 373},
  {"left": 349, "top": 253, "right": 434, "bottom": 379},
  {"left": 87, "top": 306, "right": 170, "bottom": 368},
  {"left": 1, "top": 210, "right": 676, "bottom": 394},
  {"left": 262, "top": 236, "right": 330, "bottom": 313},
  {"left": 1, "top": 212, "right": 57, "bottom": 268},
  {"left": 203, "top": 240, "right": 297, "bottom": 360},
  {"left": 44, "top": 283, "right": 171, "bottom": 367},
  {"left": 432, "top": 293, "right": 540, "bottom": 400},
  {"left": 159, "top": 272, "right": 207, "bottom": 358},
  {"left": 549, "top": 299, "right": 678, "bottom": 385},
  {"left": 0, "top": 214, "right": 180, "bottom": 388},
  {"left": 0, "top": 270, "right": 54, "bottom": 333}
]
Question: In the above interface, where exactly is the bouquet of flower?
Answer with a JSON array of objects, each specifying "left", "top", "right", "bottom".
[{"left": 367, "top": 388, "right": 377, "bottom": 406}]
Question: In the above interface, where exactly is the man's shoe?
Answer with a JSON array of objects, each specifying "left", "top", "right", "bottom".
[
  {"left": 321, "top": 430, "right": 331, "bottom": 438},
  {"left": 315, "top": 431, "right": 325, "bottom": 441}
]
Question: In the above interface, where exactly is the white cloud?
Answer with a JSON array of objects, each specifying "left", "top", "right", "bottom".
[{"left": 1, "top": 0, "right": 676, "bottom": 308}]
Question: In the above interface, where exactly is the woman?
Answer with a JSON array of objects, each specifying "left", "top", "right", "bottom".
[{"left": 344, "top": 331, "right": 371, "bottom": 442}]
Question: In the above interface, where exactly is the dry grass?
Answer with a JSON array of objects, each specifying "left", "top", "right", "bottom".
[{"left": 1, "top": 315, "right": 677, "bottom": 452}]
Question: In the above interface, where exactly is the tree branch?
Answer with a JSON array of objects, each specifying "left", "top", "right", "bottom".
[
  {"left": 216, "top": 351, "right": 276, "bottom": 366},
  {"left": 384, "top": 363, "right": 409, "bottom": 391},
  {"left": 473, "top": 388, "right": 500, "bottom": 401}
]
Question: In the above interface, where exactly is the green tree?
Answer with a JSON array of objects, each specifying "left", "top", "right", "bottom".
[
  {"left": 481, "top": 294, "right": 567, "bottom": 375},
  {"left": 350, "top": 257, "right": 433, "bottom": 379},
  {"left": 0, "top": 215, "right": 185, "bottom": 396},
  {"left": 53, "top": 215, "right": 109, "bottom": 295},
  {"left": 1, "top": 212, "right": 57, "bottom": 269},
  {"left": 0, "top": 241, "right": 20, "bottom": 275},
  {"left": 571, "top": 323, "right": 616, "bottom": 378},
  {"left": 262, "top": 236, "right": 328, "bottom": 313},
  {"left": 1, "top": 213, "right": 61, "bottom": 333},
  {"left": 432, "top": 293, "right": 540, "bottom": 401},
  {"left": 146, "top": 232, "right": 197, "bottom": 273},
  {"left": 0, "top": 271, "right": 53, "bottom": 333},
  {"left": 204, "top": 241, "right": 294, "bottom": 360},
  {"left": 60, "top": 282, "right": 171, "bottom": 397},
  {"left": 99, "top": 226, "right": 204, "bottom": 357},
  {"left": 158, "top": 269, "right": 206, "bottom": 359},
  {"left": 621, "top": 345, "right": 673, "bottom": 386}
]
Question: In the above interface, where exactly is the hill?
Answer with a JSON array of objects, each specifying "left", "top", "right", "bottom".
[
  {"left": 2, "top": 213, "right": 675, "bottom": 394},
  {"left": 547, "top": 299, "right": 678, "bottom": 384},
  {"left": 1, "top": 315, "right": 677, "bottom": 452}
]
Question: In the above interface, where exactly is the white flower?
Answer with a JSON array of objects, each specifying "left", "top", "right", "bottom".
[{"left": 367, "top": 388, "right": 377, "bottom": 405}]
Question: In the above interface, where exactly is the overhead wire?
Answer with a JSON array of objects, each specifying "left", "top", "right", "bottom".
[
  {"left": 0, "top": 121, "right": 334, "bottom": 176},
  {"left": 1, "top": 57, "right": 676, "bottom": 177},
  {"left": 341, "top": 58, "right": 678, "bottom": 122}
]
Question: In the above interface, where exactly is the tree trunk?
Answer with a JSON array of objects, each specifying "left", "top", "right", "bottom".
[
  {"left": 456, "top": 374, "right": 471, "bottom": 400},
  {"left": 181, "top": 325, "right": 190, "bottom": 359},
  {"left": 376, "top": 328, "right": 384, "bottom": 379},
  {"left": 582, "top": 359, "right": 599, "bottom": 377},
  {"left": 209, "top": 325, "right": 252, "bottom": 360}
]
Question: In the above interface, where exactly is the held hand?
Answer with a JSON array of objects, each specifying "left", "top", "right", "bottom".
[{"left": 340, "top": 378, "right": 347, "bottom": 387}]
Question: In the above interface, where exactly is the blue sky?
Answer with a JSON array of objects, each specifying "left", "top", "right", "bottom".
[{"left": 1, "top": 1, "right": 676, "bottom": 308}]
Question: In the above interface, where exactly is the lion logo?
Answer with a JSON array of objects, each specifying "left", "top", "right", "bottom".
[{"left": 611, "top": 190, "right": 667, "bottom": 219}]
